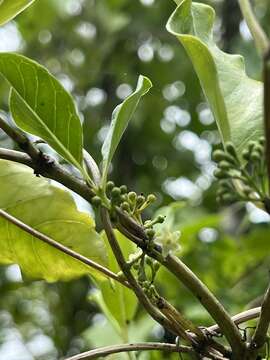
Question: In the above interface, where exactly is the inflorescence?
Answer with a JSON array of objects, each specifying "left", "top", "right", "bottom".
[{"left": 213, "top": 138, "right": 269, "bottom": 211}]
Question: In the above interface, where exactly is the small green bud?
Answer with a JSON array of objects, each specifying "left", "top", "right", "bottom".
[
  {"left": 146, "top": 228, "right": 155, "bottom": 239},
  {"left": 259, "top": 137, "right": 266, "bottom": 146},
  {"left": 221, "top": 193, "right": 237, "bottom": 203},
  {"left": 137, "top": 195, "right": 145, "bottom": 206},
  {"left": 156, "top": 215, "right": 165, "bottom": 224},
  {"left": 225, "top": 142, "right": 237, "bottom": 157},
  {"left": 92, "top": 196, "right": 101, "bottom": 206},
  {"left": 218, "top": 161, "right": 231, "bottom": 171},
  {"left": 128, "top": 191, "right": 137, "bottom": 203},
  {"left": 111, "top": 187, "right": 121, "bottom": 198},
  {"left": 242, "top": 149, "right": 250, "bottom": 161},
  {"left": 217, "top": 187, "right": 227, "bottom": 197},
  {"left": 253, "top": 145, "right": 264, "bottom": 154},
  {"left": 242, "top": 186, "right": 252, "bottom": 196},
  {"left": 133, "top": 263, "right": 140, "bottom": 270},
  {"left": 120, "top": 185, "right": 127, "bottom": 194},
  {"left": 147, "top": 194, "right": 157, "bottom": 203},
  {"left": 121, "top": 202, "right": 130, "bottom": 212},
  {"left": 213, "top": 150, "right": 226, "bottom": 162},
  {"left": 145, "top": 256, "right": 153, "bottom": 266},
  {"left": 251, "top": 152, "right": 261, "bottom": 162},
  {"left": 153, "top": 262, "right": 160, "bottom": 272},
  {"left": 214, "top": 169, "right": 229, "bottom": 179},
  {"left": 248, "top": 141, "right": 256, "bottom": 151},
  {"left": 106, "top": 181, "right": 115, "bottom": 192}
]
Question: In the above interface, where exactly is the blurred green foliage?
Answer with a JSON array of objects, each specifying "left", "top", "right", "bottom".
[{"left": 0, "top": 0, "right": 270, "bottom": 359}]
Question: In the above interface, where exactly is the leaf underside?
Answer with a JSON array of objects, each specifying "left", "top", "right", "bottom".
[
  {"left": 167, "top": 0, "right": 263, "bottom": 153},
  {"left": 0, "top": 0, "right": 36, "bottom": 26},
  {"left": 102, "top": 75, "right": 152, "bottom": 183},
  {"left": 0, "top": 160, "right": 108, "bottom": 282}
]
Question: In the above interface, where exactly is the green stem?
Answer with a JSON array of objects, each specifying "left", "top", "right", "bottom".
[{"left": 238, "top": 0, "right": 269, "bottom": 56}]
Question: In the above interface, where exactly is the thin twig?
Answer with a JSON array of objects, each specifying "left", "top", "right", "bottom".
[
  {"left": 0, "top": 208, "right": 127, "bottom": 286},
  {"left": 238, "top": 0, "right": 269, "bottom": 55},
  {"left": 100, "top": 207, "right": 180, "bottom": 337},
  {"left": 264, "top": 49, "right": 270, "bottom": 194},
  {"left": 64, "top": 342, "right": 193, "bottom": 360},
  {"left": 251, "top": 283, "right": 270, "bottom": 350},
  {"left": 207, "top": 307, "right": 261, "bottom": 334}
]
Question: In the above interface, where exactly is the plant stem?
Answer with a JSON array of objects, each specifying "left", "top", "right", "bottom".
[
  {"left": 64, "top": 342, "right": 193, "bottom": 360},
  {"left": 207, "top": 307, "right": 261, "bottom": 334},
  {"left": 250, "top": 283, "right": 270, "bottom": 351},
  {"left": 100, "top": 207, "right": 180, "bottom": 337},
  {"left": 0, "top": 208, "right": 127, "bottom": 286},
  {"left": 114, "top": 216, "right": 246, "bottom": 358},
  {"left": 264, "top": 49, "right": 270, "bottom": 194},
  {"left": 238, "top": 0, "right": 269, "bottom": 56}
]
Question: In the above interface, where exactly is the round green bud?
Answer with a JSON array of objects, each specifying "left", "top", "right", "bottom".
[
  {"left": 137, "top": 195, "right": 145, "bottom": 206},
  {"left": 146, "top": 228, "right": 155, "bottom": 239},
  {"left": 242, "top": 149, "right": 250, "bottom": 161},
  {"left": 217, "top": 187, "right": 227, "bottom": 197},
  {"left": 242, "top": 186, "right": 252, "bottom": 196},
  {"left": 221, "top": 193, "right": 236, "bottom": 203},
  {"left": 213, "top": 150, "right": 226, "bottom": 162},
  {"left": 121, "top": 202, "right": 130, "bottom": 212},
  {"left": 225, "top": 142, "right": 237, "bottom": 157},
  {"left": 147, "top": 194, "right": 157, "bottom": 203},
  {"left": 92, "top": 196, "right": 101, "bottom": 206},
  {"left": 111, "top": 187, "right": 121, "bottom": 198},
  {"left": 128, "top": 191, "right": 137, "bottom": 203},
  {"left": 218, "top": 161, "right": 231, "bottom": 171},
  {"left": 153, "top": 261, "right": 160, "bottom": 272},
  {"left": 156, "top": 215, "right": 165, "bottom": 224},
  {"left": 251, "top": 152, "right": 261, "bottom": 162},
  {"left": 106, "top": 181, "right": 115, "bottom": 192},
  {"left": 145, "top": 256, "right": 153, "bottom": 266},
  {"left": 133, "top": 263, "right": 140, "bottom": 270},
  {"left": 253, "top": 145, "right": 264, "bottom": 154},
  {"left": 120, "top": 185, "right": 128, "bottom": 194},
  {"left": 248, "top": 141, "right": 256, "bottom": 151},
  {"left": 214, "top": 169, "right": 229, "bottom": 179},
  {"left": 259, "top": 137, "right": 266, "bottom": 146}
]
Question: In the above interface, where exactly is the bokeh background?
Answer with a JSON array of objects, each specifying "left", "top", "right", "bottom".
[{"left": 0, "top": 0, "right": 270, "bottom": 359}]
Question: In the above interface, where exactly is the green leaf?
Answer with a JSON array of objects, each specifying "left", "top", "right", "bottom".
[
  {"left": 0, "top": 0, "right": 35, "bottom": 26},
  {"left": 0, "top": 53, "right": 84, "bottom": 170},
  {"left": 101, "top": 75, "right": 152, "bottom": 184},
  {"left": 0, "top": 160, "right": 108, "bottom": 282},
  {"left": 93, "top": 231, "right": 138, "bottom": 339},
  {"left": 167, "top": 0, "right": 263, "bottom": 153}
]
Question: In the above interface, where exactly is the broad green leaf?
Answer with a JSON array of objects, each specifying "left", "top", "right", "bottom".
[
  {"left": 0, "top": 0, "right": 35, "bottom": 26},
  {"left": 0, "top": 53, "right": 84, "bottom": 170},
  {"left": 101, "top": 75, "right": 152, "bottom": 184},
  {"left": 93, "top": 231, "right": 138, "bottom": 338},
  {"left": 167, "top": 0, "right": 263, "bottom": 153},
  {"left": 0, "top": 159, "right": 108, "bottom": 281}
]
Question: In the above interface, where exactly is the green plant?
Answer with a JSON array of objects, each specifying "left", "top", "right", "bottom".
[{"left": 0, "top": 1, "right": 270, "bottom": 359}]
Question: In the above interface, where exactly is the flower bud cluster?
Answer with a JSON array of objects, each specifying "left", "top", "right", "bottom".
[{"left": 213, "top": 138, "right": 267, "bottom": 206}]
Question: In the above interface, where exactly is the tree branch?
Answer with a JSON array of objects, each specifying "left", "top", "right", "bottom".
[
  {"left": 114, "top": 216, "right": 245, "bottom": 357},
  {"left": 251, "top": 283, "right": 270, "bottom": 350},
  {"left": 64, "top": 342, "right": 193, "bottom": 360},
  {"left": 0, "top": 208, "right": 127, "bottom": 286}
]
